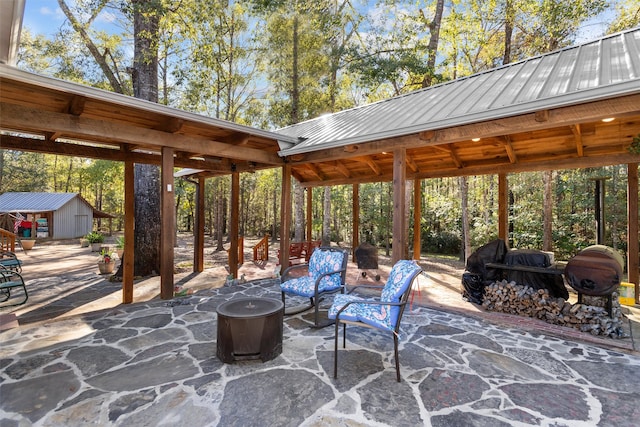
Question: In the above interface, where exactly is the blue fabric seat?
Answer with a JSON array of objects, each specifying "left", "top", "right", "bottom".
[
  {"left": 280, "top": 246, "right": 349, "bottom": 328},
  {"left": 329, "top": 259, "right": 422, "bottom": 381}
]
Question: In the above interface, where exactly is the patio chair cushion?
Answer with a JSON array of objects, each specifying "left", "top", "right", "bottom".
[
  {"left": 280, "top": 248, "right": 346, "bottom": 297},
  {"left": 329, "top": 260, "right": 421, "bottom": 331}
]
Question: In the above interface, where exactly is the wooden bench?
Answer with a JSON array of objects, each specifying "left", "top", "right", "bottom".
[
  {"left": 0, "top": 250, "right": 22, "bottom": 273},
  {"left": 277, "top": 240, "right": 321, "bottom": 266},
  {"left": 0, "top": 268, "right": 28, "bottom": 307}
]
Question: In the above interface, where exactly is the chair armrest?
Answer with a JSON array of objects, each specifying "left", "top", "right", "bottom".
[
  {"left": 347, "top": 284, "right": 385, "bottom": 295},
  {"left": 313, "top": 267, "right": 348, "bottom": 292},
  {"left": 281, "top": 263, "right": 310, "bottom": 283},
  {"left": 335, "top": 298, "right": 404, "bottom": 317},
  {"left": 0, "top": 250, "right": 18, "bottom": 260}
]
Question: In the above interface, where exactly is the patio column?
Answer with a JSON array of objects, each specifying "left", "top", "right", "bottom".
[
  {"left": 122, "top": 159, "right": 134, "bottom": 304},
  {"left": 628, "top": 163, "right": 639, "bottom": 303},
  {"left": 392, "top": 148, "right": 407, "bottom": 263},
  {"left": 306, "top": 187, "right": 312, "bottom": 242},
  {"left": 498, "top": 173, "right": 508, "bottom": 242},
  {"left": 413, "top": 178, "right": 421, "bottom": 260},
  {"left": 352, "top": 183, "right": 359, "bottom": 259},
  {"left": 160, "top": 146, "right": 175, "bottom": 299},
  {"left": 280, "top": 164, "right": 292, "bottom": 271},
  {"left": 229, "top": 170, "right": 240, "bottom": 278},
  {"left": 194, "top": 177, "right": 205, "bottom": 273}
]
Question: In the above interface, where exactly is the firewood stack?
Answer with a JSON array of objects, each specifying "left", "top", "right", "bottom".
[{"left": 482, "top": 280, "right": 627, "bottom": 338}]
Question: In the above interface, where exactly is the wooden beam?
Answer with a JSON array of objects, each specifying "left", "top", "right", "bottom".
[
  {"left": 335, "top": 160, "right": 351, "bottom": 178},
  {"left": 413, "top": 178, "right": 421, "bottom": 260},
  {"left": 433, "top": 144, "right": 463, "bottom": 168},
  {"left": 392, "top": 148, "right": 407, "bottom": 263},
  {"left": 628, "top": 163, "right": 639, "bottom": 302},
  {"left": 280, "top": 164, "right": 292, "bottom": 272},
  {"left": 229, "top": 172, "right": 240, "bottom": 278},
  {"left": 159, "top": 117, "right": 184, "bottom": 133},
  {"left": 67, "top": 95, "right": 86, "bottom": 116},
  {"left": 306, "top": 187, "right": 313, "bottom": 241},
  {"left": 498, "top": 173, "right": 508, "bottom": 242},
  {"left": 0, "top": 102, "right": 283, "bottom": 165},
  {"left": 406, "top": 154, "right": 419, "bottom": 173},
  {"left": 570, "top": 124, "right": 584, "bottom": 156},
  {"left": 0, "top": 134, "right": 248, "bottom": 172},
  {"left": 352, "top": 184, "right": 359, "bottom": 260},
  {"left": 122, "top": 159, "right": 134, "bottom": 304},
  {"left": 286, "top": 94, "right": 640, "bottom": 165},
  {"left": 362, "top": 156, "right": 382, "bottom": 175},
  {"left": 160, "top": 146, "right": 175, "bottom": 299},
  {"left": 305, "top": 162, "right": 325, "bottom": 181},
  {"left": 501, "top": 136, "right": 518, "bottom": 163},
  {"left": 194, "top": 177, "right": 205, "bottom": 272}
]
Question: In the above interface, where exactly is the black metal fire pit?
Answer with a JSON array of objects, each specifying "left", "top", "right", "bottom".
[
  {"left": 355, "top": 243, "right": 380, "bottom": 281},
  {"left": 216, "top": 297, "right": 284, "bottom": 363}
]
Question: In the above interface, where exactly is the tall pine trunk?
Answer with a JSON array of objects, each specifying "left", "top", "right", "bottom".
[{"left": 131, "top": 0, "right": 161, "bottom": 276}]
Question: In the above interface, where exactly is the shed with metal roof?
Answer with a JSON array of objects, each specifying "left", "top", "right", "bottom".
[{"left": 0, "top": 192, "right": 112, "bottom": 239}]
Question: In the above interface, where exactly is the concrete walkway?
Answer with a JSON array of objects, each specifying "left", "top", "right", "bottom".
[{"left": 1, "top": 242, "right": 639, "bottom": 426}]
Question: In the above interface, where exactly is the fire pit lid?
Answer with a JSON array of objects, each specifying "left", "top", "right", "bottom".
[{"left": 217, "top": 297, "right": 283, "bottom": 319}]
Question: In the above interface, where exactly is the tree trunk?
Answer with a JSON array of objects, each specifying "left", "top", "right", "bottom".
[
  {"left": 216, "top": 179, "right": 225, "bottom": 251},
  {"left": 291, "top": 13, "right": 300, "bottom": 124},
  {"left": 503, "top": 0, "right": 514, "bottom": 65},
  {"left": 422, "top": 0, "right": 445, "bottom": 88},
  {"left": 131, "top": 0, "right": 161, "bottom": 276},
  {"left": 460, "top": 176, "right": 471, "bottom": 262}
]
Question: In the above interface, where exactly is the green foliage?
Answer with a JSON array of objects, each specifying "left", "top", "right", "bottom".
[
  {"left": 85, "top": 232, "right": 104, "bottom": 243},
  {"left": 629, "top": 134, "right": 640, "bottom": 155}
]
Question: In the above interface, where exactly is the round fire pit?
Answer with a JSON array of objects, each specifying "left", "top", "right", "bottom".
[{"left": 216, "top": 297, "right": 284, "bottom": 363}]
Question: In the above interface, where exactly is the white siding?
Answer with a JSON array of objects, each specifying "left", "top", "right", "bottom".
[{"left": 53, "top": 198, "right": 93, "bottom": 238}]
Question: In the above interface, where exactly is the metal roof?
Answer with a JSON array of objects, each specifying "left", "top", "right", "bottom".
[
  {"left": 277, "top": 27, "right": 640, "bottom": 156},
  {"left": 0, "top": 192, "right": 84, "bottom": 213}
]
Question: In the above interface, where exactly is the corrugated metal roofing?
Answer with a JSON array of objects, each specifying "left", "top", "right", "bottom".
[
  {"left": 277, "top": 28, "right": 640, "bottom": 156},
  {"left": 0, "top": 192, "right": 79, "bottom": 213}
]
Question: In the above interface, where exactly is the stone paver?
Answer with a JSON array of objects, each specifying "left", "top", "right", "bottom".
[{"left": 2, "top": 277, "right": 640, "bottom": 426}]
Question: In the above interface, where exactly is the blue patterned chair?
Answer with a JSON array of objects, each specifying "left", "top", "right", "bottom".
[
  {"left": 329, "top": 259, "right": 422, "bottom": 381},
  {"left": 280, "top": 246, "right": 349, "bottom": 328}
]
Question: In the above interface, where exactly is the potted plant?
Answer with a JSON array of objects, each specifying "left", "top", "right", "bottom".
[
  {"left": 97, "top": 248, "right": 117, "bottom": 275},
  {"left": 86, "top": 232, "right": 105, "bottom": 252},
  {"left": 115, "top": 236, "right": 125, "bottom": 258}
]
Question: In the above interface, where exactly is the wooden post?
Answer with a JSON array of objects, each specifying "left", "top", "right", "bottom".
[
  {"left": 413, "top": 178, "right": 421, "bottom": 260},
  {"left": 306, "top": 187, "right": 313, "bottom": 242},
  {"left": 122, "top": 159, "right": 134, "bottom": 304},
  {"left": 498, "top": 173, "right": 508, "bottom": 243},
  {"left": 194, "top": 177, "right": 205, "bottom": 273},
  {"left": 280, "top": 164, "right": 292, "bottom": 271},
  {"left": 229, "top": 171, "right": 240, "bottom": 278},
  {"left": 392, "top": 149, "right": 407, "bottom": 263},
  {"left": 628, "top": 163, "right": 639, "bottom": 303},
  {"left": 160, "top": 147, "right": 175, "bottom": 299},
  {"left": 352, "top": 183, "right": 359, "bottom": 260}
]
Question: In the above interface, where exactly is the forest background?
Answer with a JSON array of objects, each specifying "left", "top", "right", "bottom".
[{"left": 1, "top": 0, "right": 638, "bottom": 262}]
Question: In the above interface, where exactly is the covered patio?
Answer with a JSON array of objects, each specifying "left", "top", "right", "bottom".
[{"left": 2, "top": 24, "right": 639, "bottom": 307}]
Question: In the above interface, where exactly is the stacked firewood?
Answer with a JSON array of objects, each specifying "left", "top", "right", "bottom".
[{"left": 482, "top": 280, "right": 627, "bottom": 338}]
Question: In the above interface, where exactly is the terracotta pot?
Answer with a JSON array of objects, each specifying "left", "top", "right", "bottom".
[
  {"left": 21, "top": 239, "right": 36, "bottom": 250},
  {"left": 98, "top": 261, "right": 115, "bottom": 275}
]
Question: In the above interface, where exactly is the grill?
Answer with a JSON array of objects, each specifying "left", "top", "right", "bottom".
[
  {"left": 565, "top": 246, "right": 623, "bottom": 296},
  {"left": 565, "top": 245, "right": 624, "bottom": 317},
  {"left": 355, "top": 243, "right": 380, "bottom": 281}
]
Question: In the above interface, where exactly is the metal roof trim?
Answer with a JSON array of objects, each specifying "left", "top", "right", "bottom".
[
  {"left": 0, "top": 64, "right": 299, "bottom": 145},
  {"left": 278, "top": 80, "right": 640, "bottom": 156}
]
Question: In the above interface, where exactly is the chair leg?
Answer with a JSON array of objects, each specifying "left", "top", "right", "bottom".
[
  {"left": 393, "top": 333, "right": 401, "bottom": 382},
  {"left": 342, "top": 323, "right": 346, "bottom": 348},
  {"left": 334, "top": 319, "right": 340, "bottom": 378}
]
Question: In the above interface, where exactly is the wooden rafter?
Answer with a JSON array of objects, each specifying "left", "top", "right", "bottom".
[
  {"left": 406, "top": 154, "right": 419, "bottom": 173},
  {"left": 433, "top": 144, "right": 463, "bottom": 168},
  {"left": 570, "top": 124, "right": 584, "bottom": 156},
  {"left": 361, "top": 155, "right": 382, "bottom": 175},
  {"left": 305, "top": 162, "right": 325, "bottom": 181},
  {"left": 501, "top": 136, "right": 518, "bottom": 163},
  {"left": 334, "top": 160, "right": 351, "bottom": 178}
]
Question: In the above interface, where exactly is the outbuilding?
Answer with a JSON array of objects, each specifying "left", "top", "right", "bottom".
[{"left": 0, "top": 192, "right": 113, "bottom": 239}]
